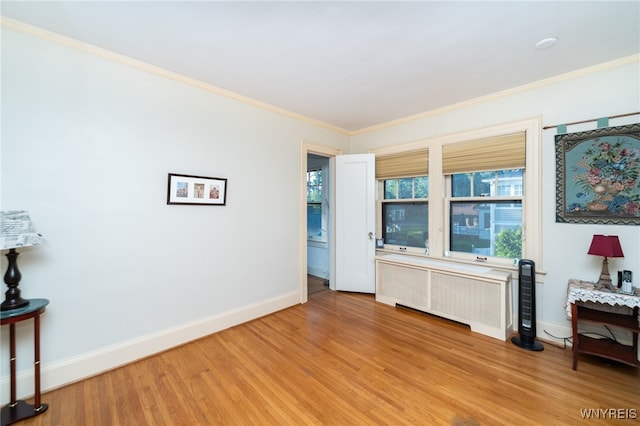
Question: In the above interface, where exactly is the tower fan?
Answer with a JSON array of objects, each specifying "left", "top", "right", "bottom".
[{"left": 511, "top": 259, "right": 544, "bottom": 351}]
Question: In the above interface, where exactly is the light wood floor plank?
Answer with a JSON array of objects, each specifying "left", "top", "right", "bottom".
[{"left": 16, "top": 291, "right": 640, "bottom": 425}]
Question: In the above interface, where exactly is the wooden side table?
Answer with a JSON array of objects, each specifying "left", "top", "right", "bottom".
[
  {"left": 566, "top": 280, "right": 640, "bottom": 370},
  {"left": 1, "top": 299, "right": 49, "bottom": 426}
]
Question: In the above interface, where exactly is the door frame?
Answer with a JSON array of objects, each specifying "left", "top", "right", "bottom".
[{"left": 300, "top": 141, "right": 342, "bottom": 304}]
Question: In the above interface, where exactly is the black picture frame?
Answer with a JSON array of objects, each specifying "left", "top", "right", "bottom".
[{"left": 167, "top": 173, "right": 227, "bottom": 206}]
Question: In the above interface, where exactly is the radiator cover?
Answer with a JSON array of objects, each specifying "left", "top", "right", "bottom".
[{"left": 375, "top": 254, "right": 512, "bottom": 341}]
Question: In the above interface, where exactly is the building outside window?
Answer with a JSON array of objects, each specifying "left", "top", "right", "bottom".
[{"left": 449, "top": 169, "right": 523, "bottom": 258}]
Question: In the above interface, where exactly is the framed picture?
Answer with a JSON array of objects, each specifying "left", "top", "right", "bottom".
[
  {"left": 167, "top": 173, "right": 227, "bottom": 206},
  {"left": 555, "top": 123, "right": 640, "bottom": 225}
]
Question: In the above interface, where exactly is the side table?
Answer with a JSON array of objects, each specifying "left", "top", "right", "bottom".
[
  {"left": 1, "top": 299, "right": 49, "bottom": 426},
  {"left": 566, "top": 279, "right": 640, "bottom": 370}
]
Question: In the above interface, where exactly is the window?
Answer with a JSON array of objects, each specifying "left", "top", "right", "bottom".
[
  {"left": 376, "top": 149, "right": 429, "bottom": 253},
  {"left": 449, "top": 170, "right": 523, "bottom": 258},
  {"left": 307, "top": 169, "right": 326, "bottom": 243},
  {"left": 382, "top": 177, "right": 429, "bottom": 250},
  {"left": 373, "top": 118, "right": 542, "bottom": 269}
]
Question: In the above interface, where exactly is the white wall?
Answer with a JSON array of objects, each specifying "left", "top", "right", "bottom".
[
  {"left": 0, "top": 26, "right": 349, "bottom": 401},
  {"left": 351, "top": 58, "right": 640, "bottom": 342}
]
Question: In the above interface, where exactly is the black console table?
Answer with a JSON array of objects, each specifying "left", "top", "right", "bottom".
[{"left": 1, "top": 299, "right": 49, "bottom": 426}]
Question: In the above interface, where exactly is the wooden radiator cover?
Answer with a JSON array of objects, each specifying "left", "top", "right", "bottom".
[{"left": 375, "top": 254, "right": 513, "bottom": 341}]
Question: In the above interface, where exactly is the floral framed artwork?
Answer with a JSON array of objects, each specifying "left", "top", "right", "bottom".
[
  {"left": 167, "top": 173, "right": 227, "bottom": 206},
  {"left": 555, "top": 123, "right": 639, "bottom": 224}
]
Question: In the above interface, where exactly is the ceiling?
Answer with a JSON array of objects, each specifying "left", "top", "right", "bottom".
[{"left": 2, "top": 1, "right": 639, "bottom": 133}]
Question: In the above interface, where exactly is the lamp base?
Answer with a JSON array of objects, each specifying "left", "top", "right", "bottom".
[
  {"left": 594, "top": 278, "right": 614, "bottom": 291},
  {"left": 594, "top": 257, "right": 615, "bottom": 291},
  {"left": 1, "top": 249, "right": 29, "bottom": 311},
  {"left": 0, "top": 296, "right": 29, "bottom": 311}
]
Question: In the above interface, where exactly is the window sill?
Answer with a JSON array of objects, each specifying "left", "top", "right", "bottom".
[
  {"left": 375, "top": 249, "right": 546, "bottom": 279},
  {"left": 308, "top": 240, "right": 328, "bottom": 249}
]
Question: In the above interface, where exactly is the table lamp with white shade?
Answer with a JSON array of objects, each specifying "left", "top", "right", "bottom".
[{"left": 0, "top": 211, "right": 48, "bottom": 311}]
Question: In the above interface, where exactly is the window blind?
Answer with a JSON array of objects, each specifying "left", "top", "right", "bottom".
[
  {"left": 442, "top": 132, "right": 525, "bottom": 174},
  {"left": 376, "top": 149, "right": 429, "bottom": 179}
]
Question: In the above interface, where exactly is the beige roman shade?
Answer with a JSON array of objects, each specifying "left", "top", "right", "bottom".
[
  {"left": 442, "top": 132, "right": 526, "bottom": 174},
  {"left": 375, "top": 149, "right": 429, "bottom": 179}
]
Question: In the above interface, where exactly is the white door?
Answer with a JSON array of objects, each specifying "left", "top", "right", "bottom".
[{"left": 335, "top": 153, "right": 376, "bottom": 293}]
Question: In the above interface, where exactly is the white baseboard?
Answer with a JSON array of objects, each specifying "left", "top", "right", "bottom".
[
  {"left": 509, "top": 316, "right": 573, "bottom": 348},
  {"left": 307, "top": 267, "right": 329, "bottom": 280},
  {"left": 536, "top": 319, "right": 639, "bottom": 361},
  {"left": 1, "top": 291, "right": 299, "bottom": 404},
  {"left": 536, "top": 319, "right": 637, "bottom": 348},
  {"left": 537, "top": 320, "right": 573, "bottom": 347}
]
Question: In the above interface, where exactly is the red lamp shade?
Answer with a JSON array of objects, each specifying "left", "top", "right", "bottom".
[
  {"left": 587, "top": 235, "right": 624, "bottom": 290},
  {"left": 587, "top": 235, "right": 624, "bottom": 258}
]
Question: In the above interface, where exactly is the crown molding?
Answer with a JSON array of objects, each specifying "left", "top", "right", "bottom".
[
  {"left": 352, "top": 54, "right": 640, "bottom": 136},
  {"left": 1, "top": 17, "right": 351, "bottom": 136},
  {"left": 3, "top": 17, "right": 637, "bottom": 138}
]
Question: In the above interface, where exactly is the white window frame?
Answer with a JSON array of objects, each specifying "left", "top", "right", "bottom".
[
  {"left": 445, "top": 169, "right": 524, "bottom": 266},
  {"left": 307, "top": 168, "right": 327, "bottom": 245},
  {"left": 379, "top": 176, "right": 429, "bottom": 255},
  {"left": 372, "top": 117, "right": 542, "bottom": 272}
]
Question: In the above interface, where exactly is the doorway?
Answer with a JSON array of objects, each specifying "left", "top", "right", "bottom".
[
  {"left": 306, "top": 153, "right": 331, "bottom": 295},
  {"left": 300, "top": 142, "right": 341, "bottom": 303}
]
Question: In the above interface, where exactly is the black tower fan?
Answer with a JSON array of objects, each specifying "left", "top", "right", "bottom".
[{"left": 511, "top": 259, "right": 544, "bottom": 351}]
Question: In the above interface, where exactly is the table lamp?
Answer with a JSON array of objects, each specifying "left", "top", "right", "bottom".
[
  {"left": 587, "top": 234, "right": 624, "bottom": 291},
  {"left": 0, "top": 211, "right": 47, "bottom": 311}
]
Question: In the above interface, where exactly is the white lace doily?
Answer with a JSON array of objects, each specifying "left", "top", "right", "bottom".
[{"left": 565, "top": 279, "right": 640, "bottom": 318}]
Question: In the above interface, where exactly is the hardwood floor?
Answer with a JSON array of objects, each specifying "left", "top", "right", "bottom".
[
  {"left": 18, "top": 290, "right": 640, "bottom": 425},
  {"left": 308, "top": 274, "right": 329, "bottom": 295}
]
